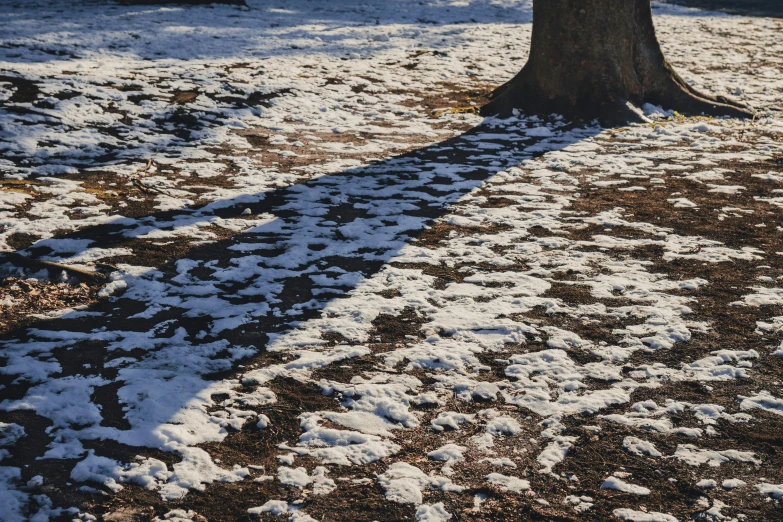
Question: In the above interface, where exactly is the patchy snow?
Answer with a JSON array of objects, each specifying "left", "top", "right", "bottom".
[
  {"left": 0, "top": 0, "right": 782, "bottom": 520},
  {"left": 738, "top": 391, "right": 783, "bottom": 416},
  {"left": 427, "top": 444, "right": 466, "bottom": 463},
  {"left": 721, "top": 478, "right": 746, "bottom": 490},
  {"left": 415, "top": 503, "right": 452, "bottom": 522},
  {"left": 623, "top": 437, "right": 663, "bottom": 458},
  {"left": 613, "top": 508, "right": 679, "bottom": 522},
  {"left": 673, "top": 445, "right": 761, "bottom": 467},
  {"left": 602, "top": 476, "right": 651, "bottom": 495},
  {"left": 757, "top": 482, "right": 783, "bottom": 500},
  {"left": 377, "top": 463, "right": 426, "bottom": 504},
  {"left": 485, "top": 473, "right": 530, "bottom": 493}
]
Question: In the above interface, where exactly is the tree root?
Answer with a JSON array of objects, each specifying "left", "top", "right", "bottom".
[
  {"left": 654, "top": 71, "right": 755, "bottom": 118},
  {"left": 480, "top": 82, "right": 650, "bottom": 126},
  {"left": 669, "top": 70, "right": 752, "bottom": 111},
  {"left": 665, "top": 90, "right": 754, "bottom": 119},
  {"left": 481, "top": 73, "right": 756, "bottom": 125}
]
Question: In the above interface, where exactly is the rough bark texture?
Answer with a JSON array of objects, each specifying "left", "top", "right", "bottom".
[{"left": 482, "top": 0, "right": 753, "bottom": 124}]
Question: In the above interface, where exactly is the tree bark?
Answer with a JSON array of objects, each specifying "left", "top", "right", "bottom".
[{"left": 481, "top": 0, "right": 753, "bottom": 124}]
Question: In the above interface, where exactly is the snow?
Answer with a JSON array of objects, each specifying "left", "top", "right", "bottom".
[
  {"left": 0, "top": 467, "right": 29, "bottom": 522},
  {"left": 276, "top": 466, "right": 335, "bottom": 494},
  {"left": 0, "top": 0, "right": 782, "bottom": 519},
  {"left": 601, "top": 476, "right": 651, "bottom": 495},
  {"left": 415, "top": 503, "right": 452, "bottom": 522},
  {"left": 0, "top": 423, "right": 25, "bottom": 453},
  {"left": 485, "top": 473, "right": 530, "bottom": 493},
  {"left": 673, "top": 445, "right": 761, "bottom": 467},
  {"left": 613, "top": 509, "right": 679, "bottom": 522},
  {"left": 565, "top": 494, "right": 594, "bottom": 513},
  {"left": 430, "top": 412, "right": 476, "bottom": 432},
  {"left": 377, "top": 463, "right": 432, "bottom": 505},
  {"left": 427, "top": 444, "right": 467, "bottom": 463},
  {"left": 738, "top": 391, "right": 783, "bottom": 416},
  {"left": 297, "top": 415, "right": 401, "bottom": 466},
  {"left": 485, "top": 416, "right": 523, "bottom": 436},
  {"left": 623, "top": 437, "right": 663, "bottom": 458},
  {"left": 70, "top": 452, "right": 172, "bottom": 493},
  {"left": 156, "top": 509, "right": 206, "bottom": 522},
  {"left": 757, "top": 483, "right": 783, "bottom": 500},
  {"left": 377, "top": 461, "right": 464, "bottom": 508},
  {"left": 721, "top": 478, "right": 746, "bottom": 490}
]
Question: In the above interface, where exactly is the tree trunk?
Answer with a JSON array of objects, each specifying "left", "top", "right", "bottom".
[{"left": 481, "top": 0, "right": 753, "bottom": 124}]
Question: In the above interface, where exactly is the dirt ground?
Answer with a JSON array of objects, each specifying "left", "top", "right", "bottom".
[{"left": 1, "top": 2, "right": 783, "bottom": 522}]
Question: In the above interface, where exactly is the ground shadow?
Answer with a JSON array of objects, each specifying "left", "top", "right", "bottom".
[
  {"left": 663, "top": 0, "right": 783, "bottom": 18},
  {"left": 0, "top": 0, "right": 737, "bottom": 183},
  {"left": 0, "top": 0, "right": 533, "bottom": 65},
  {"left": 0, "top": 1, "right": 777, "bottom": 519},
  {"left": 0, "top": 114, "right": 601, "bottom": 516}
]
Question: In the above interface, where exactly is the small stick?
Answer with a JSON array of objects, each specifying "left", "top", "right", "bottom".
[
  {"left": 1, "top": 252, "right": 107, "bottom": 283},
  {"left": 130, "top": 159, "right": 172, "bottom": 195}
]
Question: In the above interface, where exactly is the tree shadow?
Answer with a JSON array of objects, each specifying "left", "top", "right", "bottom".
[
  {"left": 0, "top": 0, "right": 535, "bottom": 191},
  {"left": 0, "top": 0, "right": 737, "bottom": 183},
  {"left": 0, "top": 115, "right": 602, "bottom": 509},
  {"left": 660, "top": 0, "right": 783, "bottom": 18},
  {"left": 0, "top": 0, "right": 533, "bottom": 65},
  {"left": 2, "top": 0, "right": 742, "bottom": 69},
  {"left": 0, "top": 0, "right": 774, "bottom": 517}
]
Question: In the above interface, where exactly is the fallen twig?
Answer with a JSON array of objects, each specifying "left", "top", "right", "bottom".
[
  {"left": 131, "top": 177, "right": 169, "bottom": 195},
  {"left": 129, "top": 158, "right": 172, "bottom": 195},
  {"left": 0, "top": 252, "right": 108, "bottom": 283}
]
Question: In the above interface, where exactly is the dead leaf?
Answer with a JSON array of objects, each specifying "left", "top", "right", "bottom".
[
  {"left": 170, "top": 91, "right": 199, "bottom": 105},
  {"left": 430, "top": 106, "right": 478, "bottom": 118}
]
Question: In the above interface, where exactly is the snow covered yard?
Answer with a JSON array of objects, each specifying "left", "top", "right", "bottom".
[{"left": 1, "top": 1, "right": 783, "bottom": 521}]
